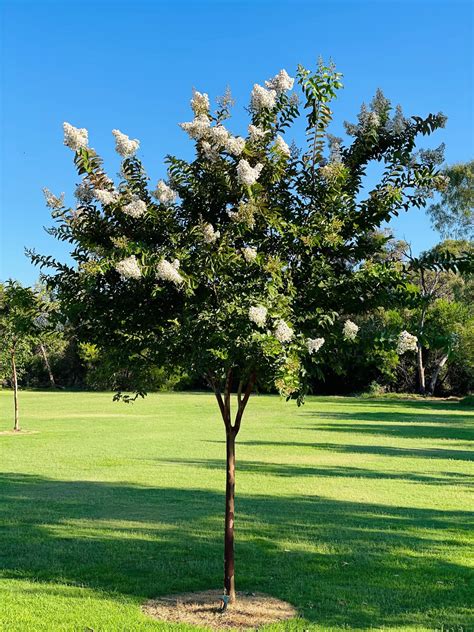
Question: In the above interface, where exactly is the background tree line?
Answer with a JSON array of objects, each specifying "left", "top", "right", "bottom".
[{"left": 2, "top": 238, "right": 473, "bottom": 398}]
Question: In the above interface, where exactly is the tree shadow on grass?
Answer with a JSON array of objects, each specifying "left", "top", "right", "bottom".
[
  {"left": 296, "top": 409, "right": 474, "bottom": 442},
  {"left": 312, "top": 397, "right": 473, "bottom": 413},
  {"left": 232, "top": 440, "right": 473, "bottom": 462},
  {"left": 154, "top": 457, "right": 474, "bottom": 487},
  {"left": 0, "top": 472, "right": 472, "bottom": 630}
]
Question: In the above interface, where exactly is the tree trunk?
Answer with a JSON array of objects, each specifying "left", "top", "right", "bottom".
[
  {"left": 416, "top": 343, "right": 426, "bottom": 395},
  {"left": 428, "top": 353, "right": 449, "bottom": 395},
  {"left": 224, "top": 428, "right": 236, "bottom": 602},
  {"left": 11, "top": 351, "right": 19, "bottom": 431},
  {"left": 39, "top": 343, "right": 56, "bottom": 388}
]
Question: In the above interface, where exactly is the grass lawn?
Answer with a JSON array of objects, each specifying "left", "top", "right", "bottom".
[{"left": 0, "top": 391, "right": 473, "bottom": 631}]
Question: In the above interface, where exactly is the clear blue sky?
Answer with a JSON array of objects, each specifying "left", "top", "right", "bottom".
[{"left": 1, "top": 0, "right": 473, "bottom": 285}]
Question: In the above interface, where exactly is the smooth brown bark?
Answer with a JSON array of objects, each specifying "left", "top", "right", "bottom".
[
  {"left": 224, "top": 428, "right": 236, "bottom": 602},
  {"left": 207, "top": 369, "right": 256, "bottom": 605},
  {"left": 11, "top": 350, "right": 19, "bottom": 431}
]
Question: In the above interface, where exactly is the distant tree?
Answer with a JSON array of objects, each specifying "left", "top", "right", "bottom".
[
  {"left": 0, "top": 282, "right": 41, "bottom": 430},
  {"left": 403, "top": 240, "right": 474, "bottom": 394},
  {"left": 427, "top": 161, "right": 474, "bottom": 240},
  {"left": 33, "top": 62, "right": 448, "bottom": 602}
]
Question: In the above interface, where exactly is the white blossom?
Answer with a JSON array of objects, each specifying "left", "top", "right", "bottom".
[
  {"left": 343, "top": 319, "right": 359, "bottom": 341},
  {"left": 274, "top": 135, "right": 291, "bottom": 157},
  {"left": 209, "top": 125, "right": 230, "bottom": 147},
  {"left": 307, "top": 337, "right": 325, "bottom": 354},
  {"left": 191, "top": 90, "right": 210, "bottom": 116},
  {"left": 242, "top": 246, "right": 257, "bottom": 262},
  {"left": 42, "top": 187, "right": 64, "bottom": 209},
  {"left": 368, "top": 111, "right": 380, "bottom": 129},
  {"left": 179, "top": 114, "right": 211, "bottom": 140},
  {"left": 251, "top": 84, "right": 276, "bottom": 111},
  {"left": 75, "top": 182, "right": 94, "bottom": 204},
  {"left": 95, "top": 188, "right": 119, "bottom": 205},
  {"left": 202, "top": 223, "right": 220, "bottom": 244},
  {"left": 63, "top": 122, "right": 88, "bottom": 151},
  {"left": 397, "top": 330, "right": 418, "bottom": 354},
  {"left": 153, "top": 180, "right": 177, "bottom": 205},
  {"left": 248, "top": 124, "right": 267, "bottom": 141},
  {"left": 112, "top": 129, "right": 140, "bottom": 157},
  {"left": 123, "top": 195, "right": 147, "bottom": 218},
  {"left": 171, "top": 258, "right": 180, "bottom": 269},
  {"left": 201, "top": 141, "right": 219, "bottom": 161},
  {"left": 274, "top": 319, "right": 294, "bottom": 343},
  {"left": 225, "top": 136, "right": 246, "bottom": 156},
  {"left": 265, "top": 69, "right": 294, "bottom": 94},
  {"left": 249, "top": 305, "right": 267, "bottom": 328},
  {"left": 236, "top": 159, "right": 263, "bottom": 186},
  {"left": 116, "top": 255, "right": 141, "bottom": 280},
  {"left": 156, "top": 258, "right": 184, "bottom": 286}
]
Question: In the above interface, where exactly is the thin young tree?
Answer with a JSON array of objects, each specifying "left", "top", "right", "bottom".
[
  {"left": 0, "top": 282, "right": 41, "bottom": 431},
  {"left": 32, "top": 62, "right": 447, "bottom": 602}
]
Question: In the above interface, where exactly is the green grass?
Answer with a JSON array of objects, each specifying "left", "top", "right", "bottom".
[{"left": 0, "top": 391, "right": 473, "bottom": 631}]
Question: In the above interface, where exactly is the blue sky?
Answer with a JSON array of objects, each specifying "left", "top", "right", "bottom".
[{"left": 1, "top": 0, "right": 473, "bottom": 284}]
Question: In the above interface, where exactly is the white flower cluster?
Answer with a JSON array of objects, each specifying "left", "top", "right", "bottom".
[
  {"left": 209, "top": 125, "right": 229, "bottom": 146},
  {"left": 307, "top": 337, "right": 325, "bottom": 354},
  {"left": 274, "top": 319, "right": 294, "bottom": 343},
  {"left": 343, "top": 319, "right": 359, "bottom": 341},
  {"left": 42, "top": 187, "right": 64, "bottom": 209},
  {"left": 156, "top": 258, "right": 183, "bottom": 286},
  {"left": 397, "top": 330, "right": 418, "bottom": 354},
  {"left": 242, "top": 246, "right": 257, "bottom": 262},
  {"left": 191, "top": 90, "right": 210, "bottom": 116},
  {"left": 225, "top": 136, "right": 246, "bottom": 156},
  {"left": 249, "top": 305, "right": 267, "bottom": 328},
  {"left": 63, "top": 122, "right": 88, "bottom": 151},
  {"left": 236, "top": 159, "right": 263, "bottom": 186},
  {"left": 123, "top": 195, "right": 147, "bottom": 218},
  {"left": 201, "top": 141, "right": 219, "bottom": 161},
  {"left": 112, "top": 129, "right": 140, "bottom": 158},
  {"left": 265, "top": 69, "right": 294, "bottom": 94},
  {"left": 153, "top": 180, "right": 177, "bottom": 205},
  {"left": 202, "top": 223, "right": 220, "bottom": 243},
  {"left": 274, "top": 135, "right": 291, "bottom": 157},
  {"left": 248, "top": 124, "right": 267, "bottom": 142},
  {"left": 116, "top": 255, "right": 141, "bottom": 280},
  {"left": 180, "top": 114, "right": 211, "bottom": 141},
  {"left": 95, "top": 188, "right": 119, "bottom": 205},
  {"left": 251, "top": 84, "right": 276, "bottom": 111},
  {"left": 75, "top": 182, "right": 94, "bottom": 204}
]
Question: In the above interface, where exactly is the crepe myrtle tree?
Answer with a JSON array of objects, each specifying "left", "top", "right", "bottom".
[{"left": 32, "top": 61, "right": 446, "bottom": 602}]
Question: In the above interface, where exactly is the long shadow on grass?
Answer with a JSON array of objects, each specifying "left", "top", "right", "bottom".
[
  {"left": 232, "top": 440, "right": 473, "bottom": 461},
  {"left": 311, "top": 397, "right": 472, "bottom": 413},
  {"left": 0, "top": 472, "right": 472, "bottom": 629},
  {"left": 156, "top": 457, "right": 474, "bottom": 487},
  {"left": 296, "top": 410, "right": 474, "bottom": 442}
]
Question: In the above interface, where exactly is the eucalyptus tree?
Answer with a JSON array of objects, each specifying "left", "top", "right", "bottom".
[{"left": 32, "top": 61, "right": 446, "bottom": 602}]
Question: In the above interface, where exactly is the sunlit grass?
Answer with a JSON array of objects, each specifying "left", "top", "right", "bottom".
[{"left": 0, "top": 391, "right": 473, "bottom": 631}]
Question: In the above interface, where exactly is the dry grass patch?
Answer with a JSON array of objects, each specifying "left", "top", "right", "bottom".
[{"left": 143, "top": 590, "right": 298, "bottom": 630}]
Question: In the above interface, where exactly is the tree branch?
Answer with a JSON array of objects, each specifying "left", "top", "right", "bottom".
[{"left": 233, "top": 371, "right": 257, "bottom": 435}]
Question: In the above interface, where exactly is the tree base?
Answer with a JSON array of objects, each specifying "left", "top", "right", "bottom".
[
  {"left": 0, "top": 429, "right": 38, "bottom": 436},
  {"left": 143, "top": 590, "right": 297, "bottom": 629}
]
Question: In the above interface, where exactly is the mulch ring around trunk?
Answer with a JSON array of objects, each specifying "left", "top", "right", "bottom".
[
  {"left": 0, "top": 430, "right": 39, "bottom": 436},
  {"left": 142, "top": 590, "right": 298, "bottom": 630}
]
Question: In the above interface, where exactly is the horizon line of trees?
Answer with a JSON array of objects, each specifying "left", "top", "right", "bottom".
[{"left": 2, "top": 236, "right": 473, "bottom": 400}]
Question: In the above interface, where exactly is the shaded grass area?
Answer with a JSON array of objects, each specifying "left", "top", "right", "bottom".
[{"left": 0, "top": 391, "right": 473, "bottom": 631}]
